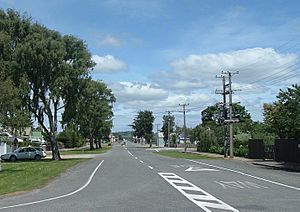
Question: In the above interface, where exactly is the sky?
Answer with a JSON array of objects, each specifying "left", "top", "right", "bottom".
[{"left": 1, "top": 0, "right": 300, "bottom": 132}]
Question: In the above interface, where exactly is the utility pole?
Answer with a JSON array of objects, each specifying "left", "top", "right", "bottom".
[
  {"left": 155, "top": 123, "right": 160, "bottom": 147},
  {"left": 216, "top": 71, "right": 240, "bottom": 158},
  {"left": 179, "top": 103, "right": 189, "bottom": 153},
  {"left": 166, "top": 111, "right": 171, "bottom": 148}
]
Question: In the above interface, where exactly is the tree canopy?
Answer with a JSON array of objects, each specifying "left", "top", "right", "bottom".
[
  {"left": 0, "top": 9, "right": 115, "bottom": 159},
  {"left": 264, "top": 84, "right": 300, "bottom": 139},
  {"left": 131, "top": 110, "right": 154, "bottom": 143},
  {"left": 161, "top": 114, "right": 175, "bottom": 142}
]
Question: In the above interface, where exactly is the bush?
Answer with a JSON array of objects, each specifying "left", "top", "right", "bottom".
[
  {"left": 197, "top": 138, "right": 213, "bottom": 152},
  {"left": 234, "top": 145, "right": 248, "bottom": 157},
  {"left": 56, "top": 126, "right": 85, "bottom": 148},
  {"left": 209, "top": 145, "right": 224, "bottom": 154}
]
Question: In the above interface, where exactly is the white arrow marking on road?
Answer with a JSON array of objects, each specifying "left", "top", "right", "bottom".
[{"left": 185, "top": 167, "right": 219, "bottom": 172}]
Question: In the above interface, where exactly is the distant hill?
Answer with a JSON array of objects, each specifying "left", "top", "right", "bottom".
[{"left": 113, "top": 131, "right": 132, "bottom": 140}]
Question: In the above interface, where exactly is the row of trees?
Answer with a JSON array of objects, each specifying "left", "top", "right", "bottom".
[
  {"left": 0, "top": 9, "right": 115, "bottom": 160},
  {"left": 152, "top": 84, "right": 300, "bottom": 156}
]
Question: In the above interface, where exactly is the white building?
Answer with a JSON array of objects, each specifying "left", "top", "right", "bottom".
[{"left": 155, "top": 132, "right": 165, "bottom": 147}]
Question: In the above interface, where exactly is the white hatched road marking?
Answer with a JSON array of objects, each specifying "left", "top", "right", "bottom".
[
  {"left": 148, "top": 166, "right": 153, "bottom": 169},
  {"left": 127, "top": 151, "right": 134, "bottom": 157},
  {"left": 135, "top": 157, "right": 138, "bottom": 159},
  {"left": 159, "top": 172, "right": 239, "bottom": 212},
  {"left": 140, "top": 160, "right": 144, "bottom": 163},
  {"left": 188, "top": 159, "right": 300, "bottom": 191}
]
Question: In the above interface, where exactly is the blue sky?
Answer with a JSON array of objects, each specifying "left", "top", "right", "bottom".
[{"left": 2, "top": 0, "right": 300, "bottom": 131}]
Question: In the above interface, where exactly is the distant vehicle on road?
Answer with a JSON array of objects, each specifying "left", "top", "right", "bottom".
[{"left": 0, "top": 147, "right": 46, "bottom": 161}]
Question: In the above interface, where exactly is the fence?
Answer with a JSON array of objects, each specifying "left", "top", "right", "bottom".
[{"left": 275, "top": 139, "right": 300, "bottom": 163}]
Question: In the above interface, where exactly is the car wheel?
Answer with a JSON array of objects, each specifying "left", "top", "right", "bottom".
[
  {"left": 35, "top": 155, "right": 41, "bottom": 160},
  {"left": 9, "top": 155, "right": 17, "bottom": 162}
]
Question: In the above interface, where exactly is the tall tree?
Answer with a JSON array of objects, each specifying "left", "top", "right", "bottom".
[
  {"left": 161, "top": 114, "right": 175, "bottom": 142},
  {"left": 131, "top": 110, "right": 155, "bottom": 145},
  {"left": 0, "top": 78, "right": 31, "bottom": 135},
  {"left": 0, "top": 9, "right": 94, "bottom": 159},
  {"left": 264, "top": 84, "right": 300, "bottom": 138},
  {"left": 62, "top": 79, "right": 115, "bottom": 150}
]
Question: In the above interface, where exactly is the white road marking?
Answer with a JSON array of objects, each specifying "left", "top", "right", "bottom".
[
  {"left": 135, "top": 157, "right": 138, "bottom": 159},
  {"left": 148, "top": 166, "right": 153, "bottom": 169},
  {"left": 215, "top": 181, "right": 268, "bottom": 189},
  {"left": 185, "top": 167, "right": 219, "bottom": 172},
  {"left": 155, "top": 149, "right": 159, "bottom": 152},
  {"left": 0, "top": 160, "right": 105, "bottom": 210},
  {"left": 188, "top": 159, "right": 300, "bottom": 191},
  {"left": 159, "top": 172, "right": 239, "bottom": 212},
  {"left": 140, "top": 160, "right": 144, "bottom": 163},
  {"left": 127, "top": 151, "right": 134, "bottom": 157}
]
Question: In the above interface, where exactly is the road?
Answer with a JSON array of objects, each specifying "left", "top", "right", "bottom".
[{"left": 0, "top": 142, "right": 299, "bottom": 211}]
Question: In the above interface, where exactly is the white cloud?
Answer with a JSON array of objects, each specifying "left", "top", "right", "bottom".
[
  {"left": 155, "top": 48, "right": 298, "bottom": 92},
  {"left": 97, "top": 34, "right": 121, "bottom": 47},
  {"left": 92, "top": 55, "right": 127, "bottom": 73},
  {"left": 111, "top": 82, "right": 168, "bottom": 103}
]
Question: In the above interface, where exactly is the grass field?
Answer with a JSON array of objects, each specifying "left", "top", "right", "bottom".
[
  {"left": 155, "top": 151, "right": 220, "bottom": 159},
  {"left": 0, "top": 159, "right": 87, "bottom": 196},
  {"left": 60, "top": 146, "right": 111, "bottom": 155}
]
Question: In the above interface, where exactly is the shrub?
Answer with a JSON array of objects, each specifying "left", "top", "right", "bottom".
[
  {"left": 209, "top": 145, "right": 224, "bottom": 154},
  {"left": 234, "top": 145, "right": 248, "bottom": 157}
]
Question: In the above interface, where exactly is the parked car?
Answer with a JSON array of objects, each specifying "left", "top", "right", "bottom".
[
  {"left": 0, "top": 147, "right": 46, "bottom": 161},
  {"left": 0, "top": 131, "right": 23, "bottom": 143},
  {"left": 34, "top": 147, "right": 47, "bottom": 157}
]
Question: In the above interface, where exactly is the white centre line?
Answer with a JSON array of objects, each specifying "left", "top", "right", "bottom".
[
  {"left": 140, "top": 160, "right": 144, "bottom": 163},
  {"left": 127, "top": 151, "right": 134, "bottom": 157},
  {"left": 159, "top": 172, "right": 239, "bottom": 212},
  {"left": 188, "top": 159, "right": 300, "bottom": 191},
  {"left": 148, "top": 166, "right": 153, "bottom": 169},
  {"left": 0, "top": 160, "right": 105, "bottom": 210}
]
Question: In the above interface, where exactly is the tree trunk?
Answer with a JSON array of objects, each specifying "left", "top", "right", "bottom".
[
  {"left": 50, "top": 134, "right": 61, "bottom": 160},
  {"left": 95, "top": 140, "right": 99, "bottom": 149},
  {"left": 90, "top": 138, "right": 95, "bottom": 150},
  {"left": 99, "top": 140, "right": 102, "bottom": 148}
]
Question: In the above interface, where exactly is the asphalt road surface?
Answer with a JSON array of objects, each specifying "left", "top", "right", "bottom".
[{"left": 0, "top": 142, "right": 299, "bottom": 212}]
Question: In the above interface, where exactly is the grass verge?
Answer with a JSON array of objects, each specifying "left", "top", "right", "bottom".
[
  {"left": 60, "top": 146, "right": 111, "bottom": 155},
  {"left": 155, "top": 151, "right": 219, "bottom": 159},
  {"left": 0, "top": 158, "right": 88, "bottom": 196}
]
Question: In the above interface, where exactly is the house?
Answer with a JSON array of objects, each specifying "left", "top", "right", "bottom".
[
  {"left": 155, "top": 131, "right": 164, "bottom": 147},
  {"left": 30, "top": 130, "right": 46, "bottom": 145},
  {"left": 178, "top": 133, "right": 191, "bottom": 144},
  {"left": 0, "top": 141, "right": 12, "bottom": 155}
]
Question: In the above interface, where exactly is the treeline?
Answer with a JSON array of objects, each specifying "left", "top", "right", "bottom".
[
  {"left": 0, "top": 9, "right": 115, "bottom": 160},
  {"left": 159, "top": 84, "right": 300, "bottom": 157}
]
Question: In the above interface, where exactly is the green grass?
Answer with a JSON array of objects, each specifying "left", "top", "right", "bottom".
[
  {"left": 155, "top": 151, "right": 219, "bottom": 159},
  {"left": 0, "top": 159, "right": 87, "bottom": 196},
  {"left": 60, "top": 146, "right": 111, "bottom": 155}
]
